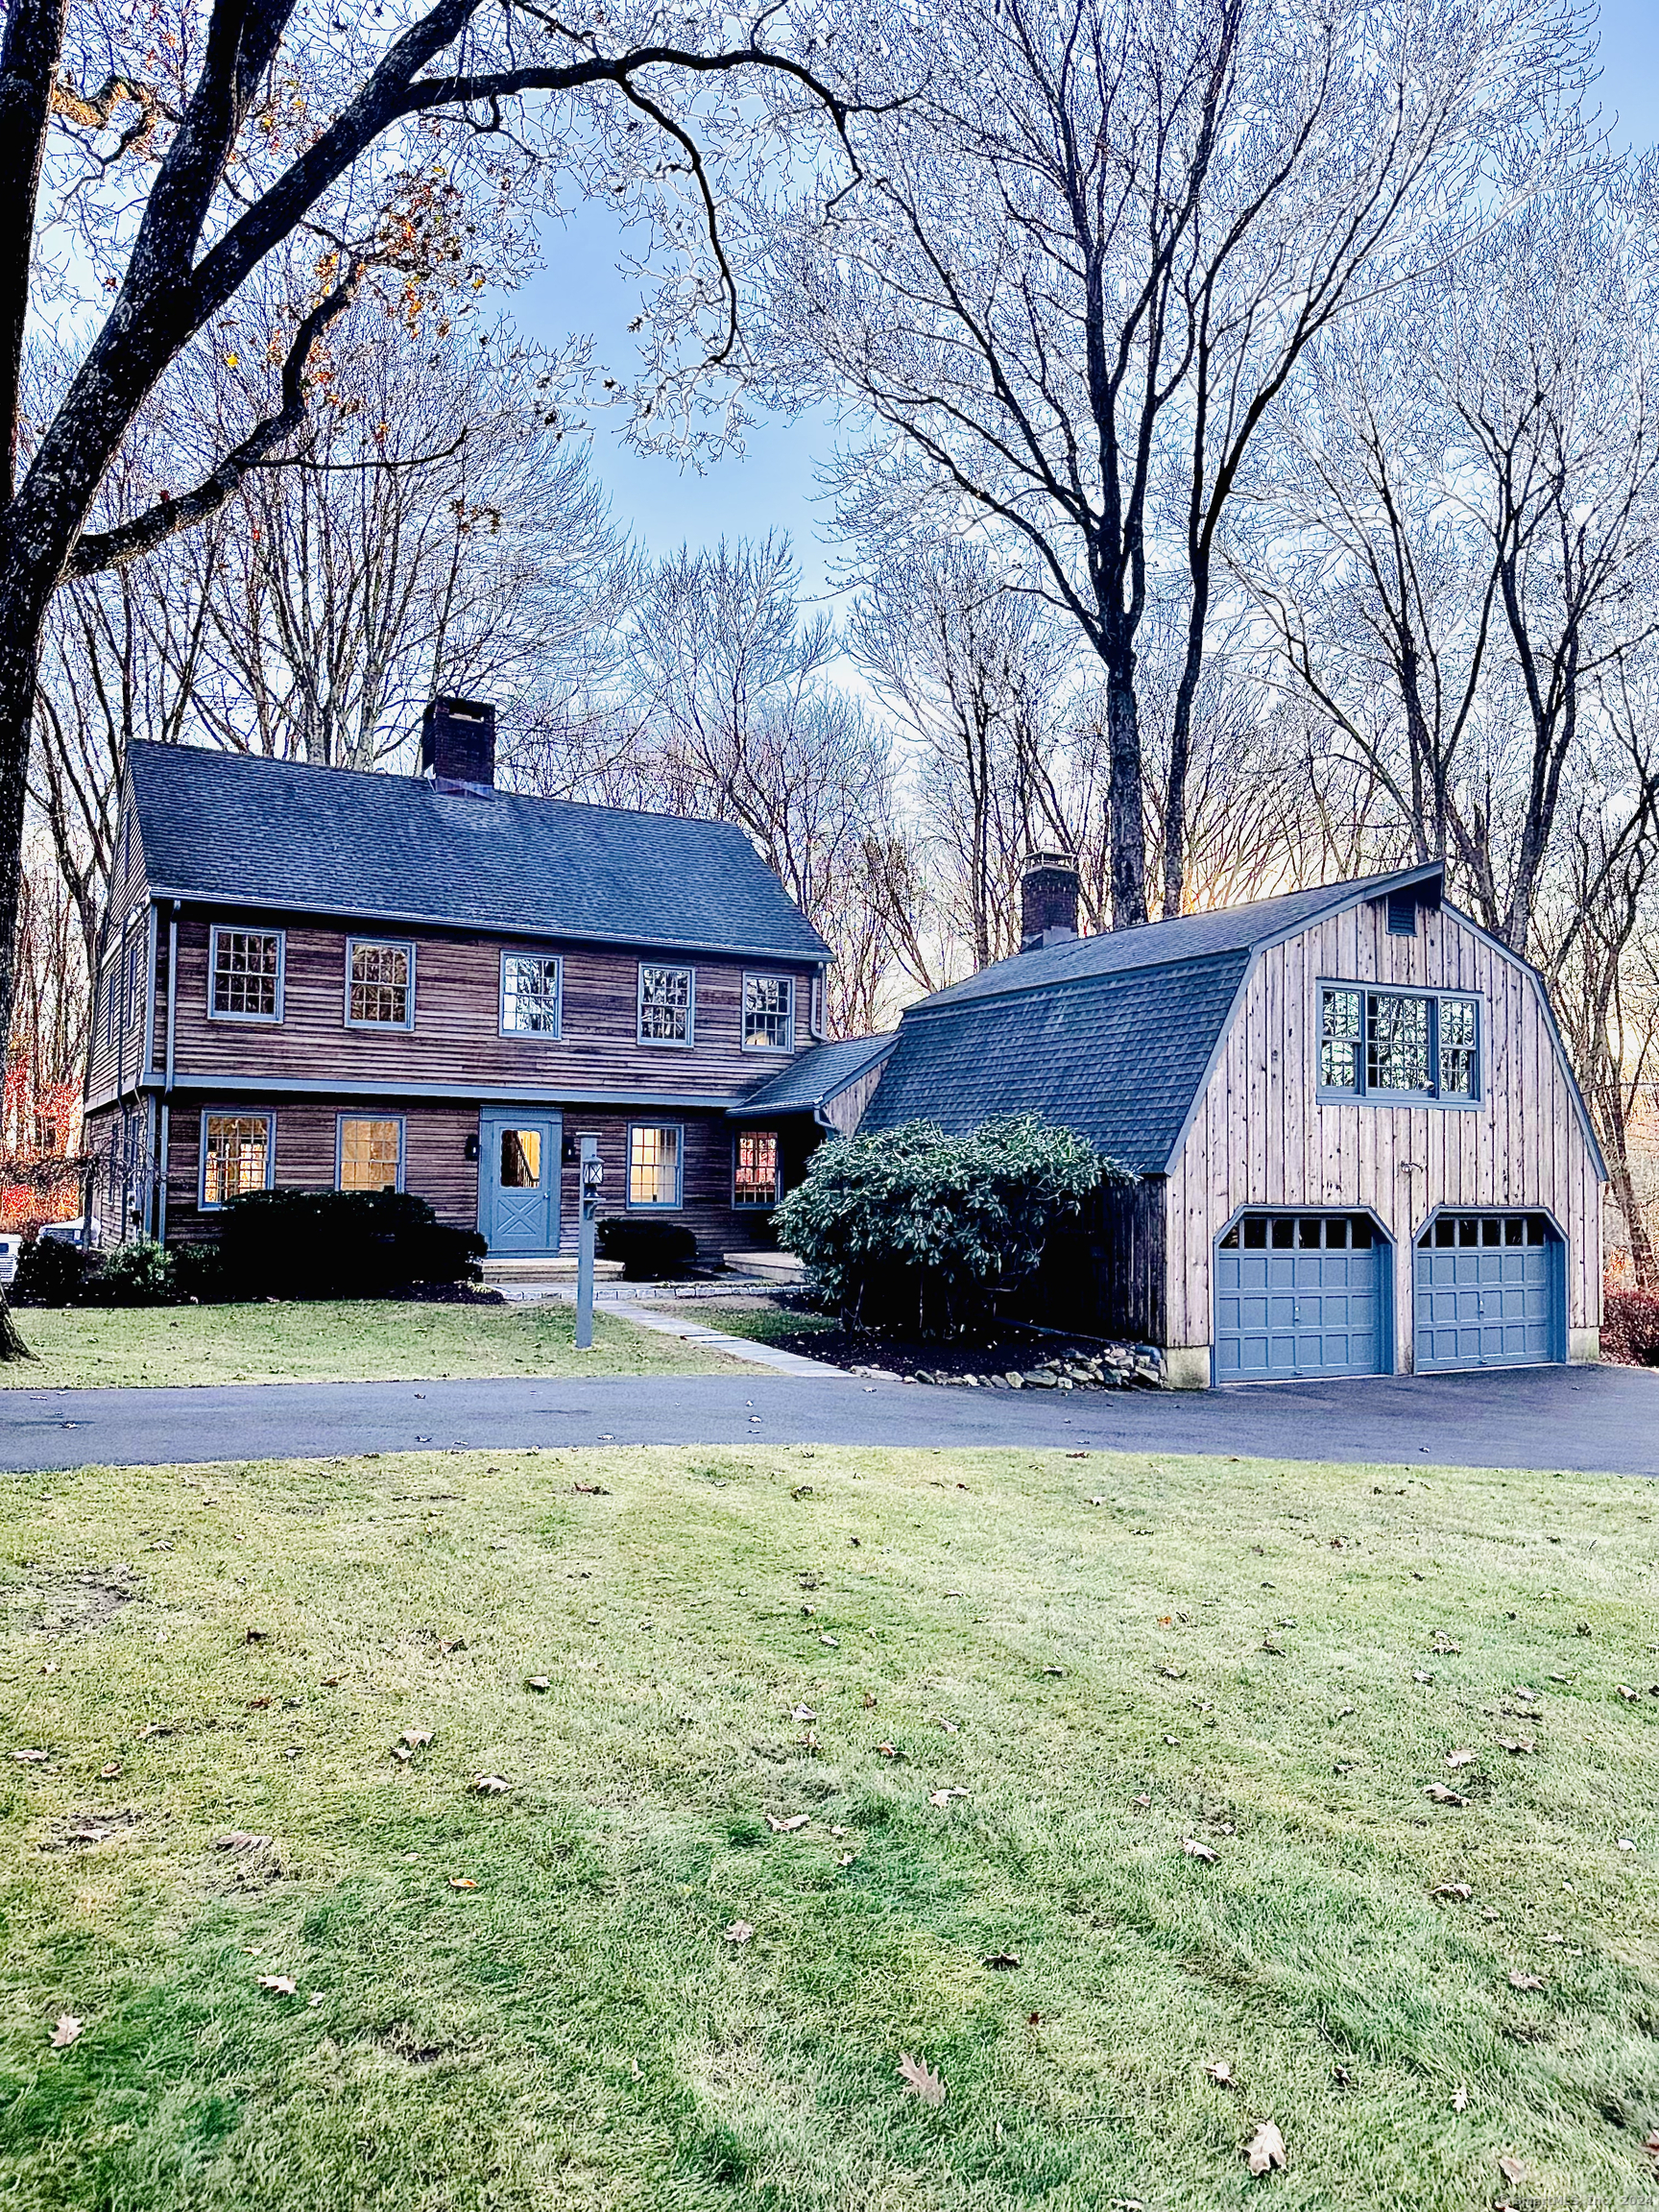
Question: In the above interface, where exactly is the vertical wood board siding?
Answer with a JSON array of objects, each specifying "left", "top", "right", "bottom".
[{"left": 1164, "top": 900, "right": 1602, "bottom": 1365}]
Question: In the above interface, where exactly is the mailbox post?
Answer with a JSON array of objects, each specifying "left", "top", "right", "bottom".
[{"left": 575, "top": 1136, "right": 603, "bottom": 1350}]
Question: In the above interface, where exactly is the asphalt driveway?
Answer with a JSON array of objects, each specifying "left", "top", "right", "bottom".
[{"left": 4, "top": 1361, "right": 1659, "bottom": 1476}]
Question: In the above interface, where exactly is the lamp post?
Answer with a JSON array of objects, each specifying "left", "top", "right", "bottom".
[{"left": 575, "top": 1137, "right": 602, "bottom": 1350}]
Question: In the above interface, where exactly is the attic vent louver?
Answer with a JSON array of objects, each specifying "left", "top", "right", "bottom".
[{"left": 1386, "top": 888, "right": 1417, "bottom": 937}]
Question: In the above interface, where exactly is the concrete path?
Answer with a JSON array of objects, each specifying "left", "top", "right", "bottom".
[{"left": 3, "top": 1362, "right": 1658, "bottom": 1477}]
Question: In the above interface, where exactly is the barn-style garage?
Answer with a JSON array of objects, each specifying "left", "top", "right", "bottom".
[{"left": 859, "top": 857, "right": 1605, "bottom": 1387}]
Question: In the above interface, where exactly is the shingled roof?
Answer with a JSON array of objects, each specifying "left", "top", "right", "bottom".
[
  {"left": 728, "top": 1034, "right": 896, "bottom": 1119},
  {"left": 860, "top": 864, "right": 1447, "bottom": 1173},
  {"left": 123, "top": 742, "right": 831, "bottom": 962}
]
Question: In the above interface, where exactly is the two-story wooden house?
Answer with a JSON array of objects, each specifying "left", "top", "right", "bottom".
[{"left": 84, "top": 705, "right": 885, "bottom": 1262}]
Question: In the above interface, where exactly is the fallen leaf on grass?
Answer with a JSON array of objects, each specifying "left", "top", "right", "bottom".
[
  {"left": 1131, "top": 1792, "right": 1151, "bottom": 1809},
  {"left": 448, "top": 1877, "right": 477, "bottom": 1890},
  {"left": 898, "top": 2053, "right": 946, "bottom": 2106},
  {"left": 526, "top": 1676, "right": 550, "bottom": 1693},
  {"left": 1507, "top": 1971, "right": 1544, "bottom": 1991},
  {"left": 256, "top": 1976, "right": 298, "bottom": 1995},
  {"left": 1619, "top": 1838, "right": 1636, "bottom": 1851},
  {"left": 927, "top": 1788, "right": 969, "bottom": 1808},
  {"left": 819, "top": 1633, "right": 839, "bottom": 1648},
  {"left": 982, "top": 1952, "right": 1021, "bottom": 1970},
  {"left": 877, "top": 1742, "right": 899, "bottom": 1759},
  {"left": 12, "top": 1748, "right": 48, "bottom": 1764},
  {"left": 837, "top": 1851, "right": 857, "bottom": 1867},
  {"left": 1617, "top": 1684, "right": 1638, "bottom": 1702},
  {"left": 1412, "top": 1671, "right": 1434, "bottom": 1685},
  {"left": 1244, "top": 2119, "right": 1286, "bottom": 2176},
  {"left": 1446, "top": 1749, "right": 1477, "bottom": 1769},
  {"left": 49, "top": 2015, "right": 83, "bottom": 2049},
  {"left": 98, "top": 1762, "right": 122, "bottom": 1780},
  {"left": 1452, "top": 2084, "right": 1469, "bottom": 2111},
  {"left": 765, "top": 1814, "right": 809, "bottom": 1833},
  {"left": 791, "top": 1705, "right": 816, "bottom": 1723},
  {"left": 320, "top": 1673, "right": 344, "bottom": 1687},
  {"left": 572, "top": 1481, "right": 609, "bottom": 1496},
  {"left": 1206, "top": 2060, "right": 1236, "bottom": 2087},
  {"left": 1431, "top": 1882, "right": 1473, "bottom": 1901},
  {"left": 1498, "top": 2154, "right": 1527, "bottom": 2184},
  {"left": 1496, "top": 1738, "right": 1535, "bottom": 1755},
  {"left": 1182, "top": 1838, "right": 1217, "bottom": 1863},
  {"left": 471, "top": 1775, "right": 511, "bottom": 1795},
  {"left": 213, "top": 1832, "right": 272, "bottom": 1853},
  {"left": 1424, "top": 1784, "right": 1467, "bottom": 1806},
  {"left": 1042, "top": 1665, "right": 1065, "bottom": 1677},
  {"left": 245, "top": 1628, "right": 269, "bottom": 1645},
  {"left": 724, "top": 1920, "right": 754, "bottom": 1945},
  {"left": 400, "top": 1729, "right": 433, "bottom": 1750}
]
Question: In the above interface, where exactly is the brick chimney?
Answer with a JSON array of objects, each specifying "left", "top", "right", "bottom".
[
  {"left": 1021, "top": 851, "right": 1080, "bottom": 951},
  {"left": 421, "top": 698, "right": 496, "bottom": 793}
]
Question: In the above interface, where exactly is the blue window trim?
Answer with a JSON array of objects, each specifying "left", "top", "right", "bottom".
[
  {"left": 626, "top": 1120, "right": 684, "bottom": 1209},
  {"left": 344, "top": 935, "right": 418, "bottom": 1032},
  {"left": 335, "top": 1112, "right": 406, "bottom": 1193},
  {"left": 198, "top": 1108, "right": 276, "bottom": 1210},
  {"left": 498, "top": 949, "right": 563, "bottom": 1040},
  {"left": 207, "top": 924, "right": 286, "bottom": 1024},
  {"left": 637, "top": 963, "right": 694, "bottom": 1049},
  {"left": 733, "top": 1127, "right": 781, "bottom": 1208},
  {"left": 1316, "top": 980, "right": 1482, "bottom": 1110},
  {"left": 741, "top": 973, "right": 795, "bottom": 1053}
]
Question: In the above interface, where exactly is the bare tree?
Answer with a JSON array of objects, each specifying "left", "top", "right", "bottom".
[{"left": 766, "top": 0, "right": 1581, "bottom": 925}]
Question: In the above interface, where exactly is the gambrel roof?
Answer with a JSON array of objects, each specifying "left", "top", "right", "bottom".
[
  {"left": 861, "top": 863, "right": 1605, "bottom": 1178},
  {"left": 122, "top": 742, "right": 831, "bottom": 963}
]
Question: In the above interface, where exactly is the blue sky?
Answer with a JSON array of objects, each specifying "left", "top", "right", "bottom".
[{"left": 515, "top": 2, "right": 1659, "bottom": 604}]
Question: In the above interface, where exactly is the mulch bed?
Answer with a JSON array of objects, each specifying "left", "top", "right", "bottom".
[{"left": 753, "top": 1313, "right": 1163, "bottom": 1387}]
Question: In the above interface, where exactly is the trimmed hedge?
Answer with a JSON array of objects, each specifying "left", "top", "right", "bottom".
[
  {"left": 596, "top": 1217, "right": 698, "bottom": 1280},
  {"left": 212, "top": 1189, "right": 485, "bottom": 1300},
  {"left": 1600, "top": 1290, "right": 1659, "bottom": 1365}
]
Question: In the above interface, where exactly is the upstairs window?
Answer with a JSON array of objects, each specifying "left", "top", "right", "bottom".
[
  {"left": 347, "top": 938, "right": 415, "bottom": 1028},
  {"left": 733, "top": 1130, "right": 781, "bottom": 1207},
  {"left": 500, "top": 952, "right": 562, "bottom": 1036},
  {"left": 1319, "top": 985, "right": 1480, "bottom": 1104},
  {"left": 637, "top": 964, "right": 692, "bottom": 1046},
  {"left": 210, "top": 927, "right": 283, "bottom": 1022},
  {"left": 743, "top": 974, "right": 794, "bottom": 1052}
]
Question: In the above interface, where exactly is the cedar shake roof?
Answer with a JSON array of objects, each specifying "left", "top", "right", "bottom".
[
  {"left": 123, "top": 742, "right": 831, "bottom": 963},
  {"left": 860, "top": 864, "right": 1449, "bottom": 1173},
  {"left": 728, "top": 1034, "right": 897, "bottom": 1119}
]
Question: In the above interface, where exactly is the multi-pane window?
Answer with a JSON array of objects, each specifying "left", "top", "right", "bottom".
[
  {"left": 742, "top": 974, "right": 794, "bottom": 1052},
  {"left": 637, "top": 965, "right": 692, "bottom": 1045},
  {"left": 202, "top": 1113, "right": 272, "bottom": 1207},
  {"left": 210, "top": 927, "right": 283, "bottom": 1021},
  {"left": 347, "top": 938, "right": 414, "bottom": 1027},
  {"left": 628, "top": 1123, "right": 681, "bottom": 1207},
  {"left": 1319, "top": 986, "right": 1479, "bottom": 1103},
  {"left": 500, "top": 952, "right": 562, "bottom": 1036},
  {"left": 338, "top": 1117, "right": 402, "bottom": 1192},
  {"left": 733, "top": 1130, "right": 781, "bottom": 1207}
]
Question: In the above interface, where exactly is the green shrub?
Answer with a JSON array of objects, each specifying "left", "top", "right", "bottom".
[
  {"left": 774, "top": 1114, "right": 1122, "bottom": 1337},
  {"left": 12, "top": 1234, "right": 95, "bottom": 1307},
  {"left": 595, "top": 1217, "right": 698, "bottom": 1280},
  {"left": 84, "top": 1239, "right": 178, "bottom": 1306},
  {"left": 214, "top": 1189, "right": 485, "bottom": 1300},
  {"left": 172, "top": 1242, "right": 228, "bottom": 1303}
]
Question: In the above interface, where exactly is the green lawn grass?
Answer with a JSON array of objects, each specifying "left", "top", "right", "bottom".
[
  {"left": 1, "top": 1442, "right": 1656, "bottom": 2210},
  {"left": 0, "top": 1301, "right": 748, "bottom": 1387},
  {"left": 654, "top": 1297, "right": 841, "bottom": 1347}
]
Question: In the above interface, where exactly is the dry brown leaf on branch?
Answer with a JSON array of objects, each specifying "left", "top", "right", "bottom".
[
  {"left": 49, "top": 2015, "right": 83, "bottom": 2048},
  {"left": 257, "top": 1975, "right": 298, "bottom": 1995},
  {"left": 1182, "top": 1837, "right": 1217, "bottom": 1863},
  {"left": 1206, "top": 2060, "right": 1236, "bottom": 2087},
  {"left": 1244, "top": 2119, "right": 1287, "bottom": 2176},
  {"left": 898, "top": 2053, "right": 946, "bottom": 2106}
]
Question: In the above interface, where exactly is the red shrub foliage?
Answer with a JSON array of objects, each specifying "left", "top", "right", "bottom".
[{"left": 1599, "top": 1290, "right": 1659, "bottom": 1366}]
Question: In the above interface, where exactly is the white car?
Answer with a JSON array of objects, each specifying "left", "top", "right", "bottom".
[{"left": 0, "top": 1236, "right": 19, "bottom": 1286}]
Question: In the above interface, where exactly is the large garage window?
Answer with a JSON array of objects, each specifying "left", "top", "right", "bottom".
[{"left": 1319, "top": 986, "right": 1480, "bottom": 1104}]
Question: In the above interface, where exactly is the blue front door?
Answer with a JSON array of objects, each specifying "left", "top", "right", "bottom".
[
  {"left": 1215, "top": 1213, "right": 1387, "bottom": 1382},
  {"left": 478, "top": 1113, "right": 562, "bottom": 1253},
  {"left": 1413, "top": 1213, "right": 1562, "bottom": 1371}
]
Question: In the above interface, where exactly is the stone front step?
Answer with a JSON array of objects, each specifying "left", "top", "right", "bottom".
[{"left": 482, "top": 1255, "right": 625, "bottom": 1285}]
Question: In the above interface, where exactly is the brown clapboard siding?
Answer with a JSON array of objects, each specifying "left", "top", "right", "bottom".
[
  {"left": 162, "top": 1097, "right": 776, "bottom": 1257},
  {"left": 1163, "top": 897, "right": 1603, "bottom": 1368},
  {"left": 162, "top": 911, "right": 818, "bottom": 1101}
]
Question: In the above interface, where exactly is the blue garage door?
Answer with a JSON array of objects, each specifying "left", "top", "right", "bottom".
[
  {"left": 1214, "top": 1214, "right": 1386, "bottom": 1382},
  {"left": 1413, "top": 1213, "right": 1562, "bottom": 1372}
]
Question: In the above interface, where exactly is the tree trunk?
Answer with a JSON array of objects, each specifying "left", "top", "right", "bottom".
[
  {"left": 1104, "top": 653, "right": 1147, "bottom": 930},
  {"left": 1603, "top": 1127, "right": 1657, "bottom": 1294},
  {"left": 0, "top": 1285, "right": 33, "bottom": 1363}
]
